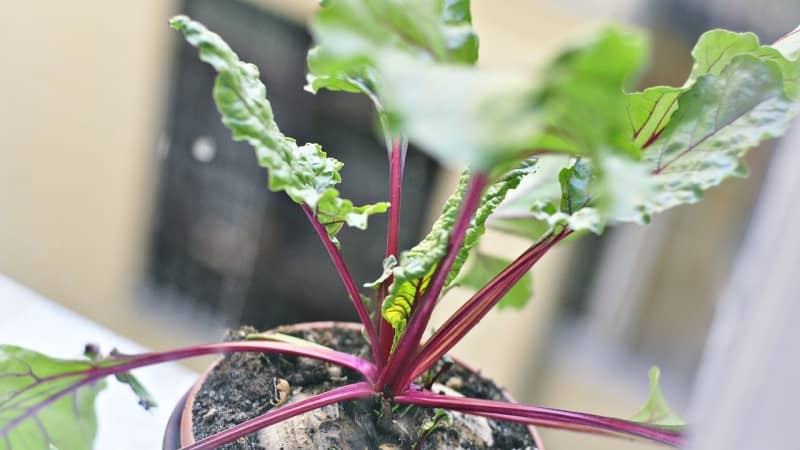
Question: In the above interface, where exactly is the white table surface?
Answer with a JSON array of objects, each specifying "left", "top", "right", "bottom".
[{"left": 0, "top": 275, "right": 199, "bottom": 449}]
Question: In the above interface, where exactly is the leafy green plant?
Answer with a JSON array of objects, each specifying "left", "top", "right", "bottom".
[{"left": 2, "top": 2, "right": 798, "bottom": 448}]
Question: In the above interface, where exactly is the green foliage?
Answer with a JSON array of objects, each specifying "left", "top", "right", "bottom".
[
  {"left": 381, "top": 162, "right": 535, "bottom": 341},
  {"left": 493, "top": 26, "right": 800, "bottom": 239},
  {"left": 170, "top": 16, "right": 388, "bottom": 242},
  {"left": 379, "top": 26, "right": 647, "bottom": 168},
  {"left": 307, "top": 0, "right": 478, "bottom": 107},
  {"left": 632, "top": 367, "right": 686, "bottom": 428},
  {"left": 0, "top": 346, "right": 106, "bottom": 450},
  {"left": 455, "top": 253, "right": 533, "bottom": 310},
  {"left": 381, "top": 174, "right": 469, "bottom": 343},
  {"left": 634, "top": 31, "right": 800, "bottom": 218},
  {"left": 445, "top": 159, "right": 538, "bottom": 287}
]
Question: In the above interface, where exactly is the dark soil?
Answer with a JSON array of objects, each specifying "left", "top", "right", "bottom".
[{"left": 191, "top": 325, "right": 537, "bottom": 449}]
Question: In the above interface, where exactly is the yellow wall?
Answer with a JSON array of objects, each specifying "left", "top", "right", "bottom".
[{"left": 0, "top": 1, "right": 181, "bottom": 348}]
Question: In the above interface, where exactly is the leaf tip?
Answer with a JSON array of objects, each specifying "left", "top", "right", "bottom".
[{"left": 168, "top": 14, "right": 190, "bottom": 31}]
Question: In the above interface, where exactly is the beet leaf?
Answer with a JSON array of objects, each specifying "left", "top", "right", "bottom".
[
  {"left": 306, "top": 0, "right": 478, "bottom": 106},
  {"left": 169, "top": 16, "right": 388, "bottom": 243}
]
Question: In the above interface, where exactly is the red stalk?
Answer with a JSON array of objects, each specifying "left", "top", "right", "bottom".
[
  {"left": 301, "top": 204, "right": 381, "bottom": 364},
  {"left": 377, "top": 137, "right": 406, "bottom": 367},
  {"left": 378, "top": 173, "right": 489, "bottom": 392},
  {"left": 0, "top": 342, "right": 377, "bottom": 440},
  {"left": 399, "top": 230, "right": 570, "bottom": 387},
  {"left": 181, "top": 382, "right": 374, "bottom": 450},
  {"left": 395, "top": 390, "right": 685, "bottom": 447}
]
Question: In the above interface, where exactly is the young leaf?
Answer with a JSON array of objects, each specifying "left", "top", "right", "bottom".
[
  {"left": 382, "top": 161, "right": 535, "bottom": 340},
  {"left": 307, "top": 0, "right": 478, "bottom": 104},
  {"left": 455, "top": 253, "right": 533, "bottom": 310},
  {"left": 170, "top": 16, "right": 388, "bottom": 241},
  {"left": 445, "top": 158, "right": 538, "bottom": 287},
  {"left": 632, "top": 367, "right": 686, "bottom": 428},
  {"left": 0, "top": 346, "right": 108, "bottom": 450},
  {"left": 382, "top": 174, "right": 469, "bottom": 342}
]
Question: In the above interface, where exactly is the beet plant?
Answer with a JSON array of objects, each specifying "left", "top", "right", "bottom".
[{"left": 1, "top": 1, "right": 798, "bottom": 449}]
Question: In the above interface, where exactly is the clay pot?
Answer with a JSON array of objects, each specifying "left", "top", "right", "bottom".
[{"left": 163, "top": 321, "right": 542, "bottom": 449}]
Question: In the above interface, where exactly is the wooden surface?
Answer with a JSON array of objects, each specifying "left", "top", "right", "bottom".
[{"left": 687, "top": 121, "right": 800, "bottom": 449}]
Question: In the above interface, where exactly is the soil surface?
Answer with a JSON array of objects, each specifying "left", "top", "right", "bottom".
[{"left": 191, "top": 325, "right": 537, "bottom": 449}]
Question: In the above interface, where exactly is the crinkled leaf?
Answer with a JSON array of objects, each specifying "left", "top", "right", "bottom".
[
  {"left": 364, "top": 255, "right": 398, "bottom": 289},
  {"left": 445, "top": 158, "right": 538, "bottom": 286},
  {"left": 629, "top": 28, "right": 800, "bottom": 150},
  {"left": 170, "top": 16, "right": 387, "bottom": 241},
  {"left": 455, "top": 253, "right": 533, "bottom": 310},
  {"left": 0, "top": 346, "right": 110, "bottom": 450},
  {"left": 382, "top": 174, "right": 469, "bottom": 343},
  {"left": 632, "top": 367, "right": 686, "bottom": 428},
  {"left": 643, "top": 55, "right": 799, "bottom": 216},
  {"left": 495, "top": 25, "right": 800, "bottom": 239},
  {"left": 382, "top": 161, "right": 535, "bottom": 341},
  {"left": 307, "top": 0, "right": 478, "bottom": 104}
]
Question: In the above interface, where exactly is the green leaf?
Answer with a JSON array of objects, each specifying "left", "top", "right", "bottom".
[
  {"left": 307, "top": 0, "right": 478, "bottom": 104},
  {"left": 643, "top": 55, "right": 799, "bottom": 216},
  {"left": 379, "top": 56, "right": 539, "bottom": 169},
  {"left": 628, "top": 27, "right": 800, "bottom": 152},
  {"left": 382, "top": 174, "right": 470, "bottom": 343},
  {"left": 455, "top": 253, "right": 533, "bottom": 310},
  {"left": 496, "top": 25, "right": 800, "bottom": 239},
  {"left": 382, "top": 161, "right": 535, "bottom": 341},
  {"left": 445, "top": 158, "right": 538, "bottom": 286},
  {"left": 364, "top": 255, "right": 398, "bottom": 289},
  {"left": 632, "top": 367, "right": 686, "bottom": 428},
  {"left": 0, "top": 346, "right": 106, "bottom": 450},
  {"left": 170, "top": 15, "right": 388, "bottom": 241},
  {"left": 379, "top": 26, "right": 647, "bottom": 168},
  {"left": 534, "top": 27, "right": 648, "bottom": 159}
]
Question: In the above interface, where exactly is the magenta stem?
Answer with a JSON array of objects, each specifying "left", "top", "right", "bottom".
[
  {"left": 395, "top": 390, "right": 685, "bottom": 447},
  {"left": 0, "top": 342, "right": 377, "bottom": 439},
  {"left": 399, "top": 230, "right": 570, "bottom": 387},
  {"left": 378, "top": 173, "right": 489, "bottom": 393},
  {"left": 301, "top": 204, "right": 381, "bottom": 364},
  {"left": 377, "top": 137, "right": 406, "bottom": 368},
  {"left": 181, "top": 382, "right": 374, "bottom": 450}
]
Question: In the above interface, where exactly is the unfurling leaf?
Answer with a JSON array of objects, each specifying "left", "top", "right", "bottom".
[
  {"left": 632, "top": 367, "right": 686, "bottom": 428},
  {"left": 307, "top": 0, "right": 478, "bottom": 105},
  {"left": 455, "top": 253, "right": 533, "bottom": 310},
  {"left": 382, "top": 174, "right": 469, "bottom": 344},
  {"left": 382, "top": 161, "right": 535, "bottom": 342},
  {"left": 364, "top": 255, "right": 398, "bottom": 289},
  {"left": 0, "top": 346, "right": 110, "bottom": 450},
  {"left": 170, "top": 16, "right": 388, "bottom": 241}
]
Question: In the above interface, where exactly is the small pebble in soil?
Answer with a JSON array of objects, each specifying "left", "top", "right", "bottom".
[
  {"left": 327, "top": 364, "right": 342, "bottom": 379},
  {"left": 446, "top": 376, "right": 464, "bottom": 390}
]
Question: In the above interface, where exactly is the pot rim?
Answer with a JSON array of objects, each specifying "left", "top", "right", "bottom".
[{"left": 170, "top": 321, "right": 544, "bottom": 449}]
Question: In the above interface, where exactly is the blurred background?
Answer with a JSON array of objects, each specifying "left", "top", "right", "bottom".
[{"left": 1, "top": 1, "right": 798, "bottom": 449}]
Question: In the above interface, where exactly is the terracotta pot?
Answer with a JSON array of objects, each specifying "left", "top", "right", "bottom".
[{"left": 163, "top": 321, "right": 543, "bottom": 449}]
